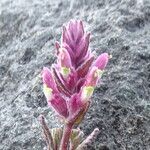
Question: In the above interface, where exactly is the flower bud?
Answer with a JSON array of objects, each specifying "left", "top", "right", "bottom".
[
  {"left": 49, "top": 94, "right": 69, "bottom": 118},
  {"left": 58, "top": 48, "right": 72, "bottom": 69},
  {"left": 42, "top": 67, "right": 58, "bottom": 93},
  {"left": 94, "top": 53, "right": 109, "bottom": 70}
]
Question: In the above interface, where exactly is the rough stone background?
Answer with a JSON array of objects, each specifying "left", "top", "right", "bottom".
[{"left": 0, "top": 0, "right": 150, "bottom": 149}]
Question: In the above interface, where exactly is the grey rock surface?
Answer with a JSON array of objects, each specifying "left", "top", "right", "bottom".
[{"left": 0, "top": 0, "right": 150, "bottom": 149}]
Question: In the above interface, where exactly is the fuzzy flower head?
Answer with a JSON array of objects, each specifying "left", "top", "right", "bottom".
[{"left": 42, "top": 20, "right": 109, "bottom": 123}]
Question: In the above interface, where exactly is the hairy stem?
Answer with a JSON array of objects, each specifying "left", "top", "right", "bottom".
[
  {"left": 76, "top": 128, "right": 99, "bottom": 150},
  {"left": 59, "top": 123, "right": 73, "bottom": 150},
  {"left": 39, "top": 115, "right": 54, "bottom": 150}
]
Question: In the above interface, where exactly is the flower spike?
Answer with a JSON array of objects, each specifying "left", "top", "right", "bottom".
[{"left": 41, "top": 20, "right": 110, "bottom": 150}]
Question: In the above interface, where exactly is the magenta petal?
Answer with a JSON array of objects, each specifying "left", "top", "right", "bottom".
[
  {"left": 76, "top": 33, "right": 90, "bottom": 59},
  {"left": 94, "top": 53, "right": 109, "bottom": 70},
  {"left": 67, "top": 94, "right": 82, "bottom": 119},
  {"left": 76, "top": 78, "right": 86, "bottom": 93},
  {"left": 65, "top": 71, "right": 77, "bottom": 92},
  {"left": 58, "top": 48, "right": 72, "bottom": 68},
  {"left": 52, "top": 67, "right": 72, "bottom": 97},
  {"left": 70, "top": 20, "right": 84, "bottom": 42},
  {"left": 61, "top": 20, "right": 90, "bottom": 69},
  {"left": 62, "top": 43, "right": 75, "bottom": 64},
  {"left": 48, "top": 94, "right": 69, "bottom": 118},
  {"left": 76, "top": 20, "right": 84, "bottom": 42},
  {"left": 62, "top": 26, "right": 74, "bottom": 49},
  {"left": 42, "top": 67, "right": 58, "bottom": 92},
  {"left": 77, "top": 56, "right": 94, "bottom": 78},
  {"left": 68, "top": 20, "right": 76, "bottom": 40}
]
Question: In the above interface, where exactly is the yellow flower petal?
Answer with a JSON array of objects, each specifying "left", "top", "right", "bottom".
[
  {"left": 61, "top": 67, "right": 70, "bottom": 78},
  {"left": 82, "top": 86, "right": 94, "bottom": 102},
  {"left": 43, "top": 84, "right": 52, "bottom": 100}
]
